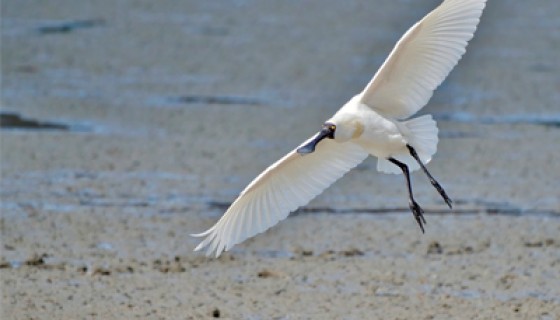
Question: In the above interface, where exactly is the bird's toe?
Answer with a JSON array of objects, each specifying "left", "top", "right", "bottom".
[{"left": 409, "top": 200, "right": 426, "bottom": 233}]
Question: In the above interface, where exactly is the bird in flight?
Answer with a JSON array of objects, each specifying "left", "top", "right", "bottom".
[{"left": 193, "top": 0, "right": 487, "bottom": 257}]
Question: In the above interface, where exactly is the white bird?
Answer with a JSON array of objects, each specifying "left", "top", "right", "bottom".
[{"left": 193, "top": 0, "right": 486, "bottom": 257}]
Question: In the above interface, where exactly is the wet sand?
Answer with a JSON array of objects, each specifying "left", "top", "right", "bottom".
[{"left": 2, "top": 0, "right": 560, "bottom": 319}]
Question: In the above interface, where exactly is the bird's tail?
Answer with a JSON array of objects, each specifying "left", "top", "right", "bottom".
[{"left": 377, "top": 115, "right": 439, "bottom": 174}]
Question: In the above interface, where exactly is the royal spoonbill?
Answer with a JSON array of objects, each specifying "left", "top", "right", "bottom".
[{"left": 193, "top": 0, "right": 486, "bottom": 257}]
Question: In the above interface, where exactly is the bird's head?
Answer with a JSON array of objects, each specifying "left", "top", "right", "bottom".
[{"left": 296, "top": 114, "right": 363, "bottom": 154}]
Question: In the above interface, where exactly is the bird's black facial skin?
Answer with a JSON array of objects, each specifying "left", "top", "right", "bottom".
[{"left": 296, "top": 123, "right": 336, "bottom": 154}]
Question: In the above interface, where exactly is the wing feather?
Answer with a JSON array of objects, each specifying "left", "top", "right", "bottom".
[
  {"left": 192, "top": 137, "right": 368, "bottom": 257},
  {"left": 360, "top": 0, "right": 486, "bottom": 119}
]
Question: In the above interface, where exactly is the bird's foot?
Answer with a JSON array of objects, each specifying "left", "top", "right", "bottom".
[
  {"left": 430, "top": 178, "right": 453, "bottom": 209},
  {"left": 409, "top": 200, "right": 426, "bottom": 233}
]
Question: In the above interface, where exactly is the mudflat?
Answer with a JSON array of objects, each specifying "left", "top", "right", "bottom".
[{"left": 2, "top": 0, "right": 559, "bottom": 319}]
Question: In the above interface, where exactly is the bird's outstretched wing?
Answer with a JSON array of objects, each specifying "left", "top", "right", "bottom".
[
  {"left": 360, "top": 0, "right": 486, "bottom": 119},
  {"left": 192, "top": 137, "right": 368, "bottom": 257}
]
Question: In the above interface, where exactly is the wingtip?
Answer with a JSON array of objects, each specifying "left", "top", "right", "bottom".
[
  {"left": 190, "top": 226, "right": 216, "bottom": 238},
  {"left": 193, "top": 240, "right": 223, "bottom": 258},
  {"left": 193, "top": 242, "right": 205, "bottom": 252}
]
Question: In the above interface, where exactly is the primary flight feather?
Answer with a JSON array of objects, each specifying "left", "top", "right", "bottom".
[{"left": 193, "top": 0, "right": 486, "bottom": 257}]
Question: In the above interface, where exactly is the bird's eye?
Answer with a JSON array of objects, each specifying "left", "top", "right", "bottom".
[{"left": 330, "top": 125, "right": 336, "bottom": 131}]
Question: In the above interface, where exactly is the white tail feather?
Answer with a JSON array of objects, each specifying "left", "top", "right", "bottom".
[{"left": 377, "top": 115, "right": 438, "bottom": 174}]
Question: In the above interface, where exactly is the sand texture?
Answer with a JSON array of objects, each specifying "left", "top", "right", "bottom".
[{"left": 2, "top": 0, "right": 560, "bottom": 319}]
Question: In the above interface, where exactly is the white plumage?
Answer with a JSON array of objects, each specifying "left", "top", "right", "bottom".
[
  {"left": 193, "top": 139, "right": 368, "bottom": 256},
  {"left": 361, "top": 0, "right": 486, "bottom": 119},
  {"left": 193, "top": 0, "right": 486, "bottom": 257}
]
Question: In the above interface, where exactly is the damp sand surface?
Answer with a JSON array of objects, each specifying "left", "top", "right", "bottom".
[{"left": 2, "top": 0, "right": 560, "bottom": 318}]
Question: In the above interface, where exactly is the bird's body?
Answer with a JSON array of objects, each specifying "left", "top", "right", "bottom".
[
  {"left": 193, "top": 0, "right": 487, "bottom": 257},
  {"left": 332, "top": 96, "right": 408, "bottom": 159},
  {"left": 328, "top": 95, "right": 439, "bottom": 174}
]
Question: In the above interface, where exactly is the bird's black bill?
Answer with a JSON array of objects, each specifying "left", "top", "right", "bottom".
[{"left": 297, "top": 125, "right": 335, "bottom": 154}]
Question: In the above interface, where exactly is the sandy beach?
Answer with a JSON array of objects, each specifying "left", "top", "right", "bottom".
[{"left": 2, "top": 0, "right": 560, "bottom": 319}]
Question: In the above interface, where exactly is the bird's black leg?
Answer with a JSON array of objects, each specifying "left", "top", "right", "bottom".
[
  {"left": 388, "top": 157, "right": 426, "bottom": 233},
  {"left": 406, "top": 145, "right": 452, "bottom": 208}
]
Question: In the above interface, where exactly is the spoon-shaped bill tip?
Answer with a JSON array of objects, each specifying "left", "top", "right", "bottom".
[
  {"left": 296, "top": 144, "right": 315, "bottom": 154},
  {"left": 296, "top": 127, "right": 334, "bottom": 155}
]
